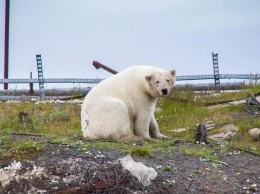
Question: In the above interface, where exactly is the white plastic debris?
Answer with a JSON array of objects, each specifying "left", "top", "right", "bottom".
[
  {"left": 0, "top": 161, "right": 47, "bottom": 188},
  {"left": 0, "top": 161, "right": 22, "bottom": 187},
  {"left": 165, "top": 179, "right": 175, "bottom": 185},
  {"left": 28, "top": 186, "right": 47, "bottom": 194},
  {"left": 119, "top": 155, "right": 157, "bottom": 186},
  {"left": 62, "top": 175, "right": 77, "bottom": 184},
  {"left": 20, "top": 166, "right": 47, "bottom": 180},
  {"left": 4, "top": 160, "right": 22, "bottom": 170}
]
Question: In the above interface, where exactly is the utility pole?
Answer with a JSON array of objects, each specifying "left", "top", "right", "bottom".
[{"left": 4, "top": 0, "right": 10, "bottom": 90}]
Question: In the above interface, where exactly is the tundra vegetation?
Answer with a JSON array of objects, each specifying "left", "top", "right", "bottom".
[{"left": 0, "top": 84, "right": 259, "bottom": 162}]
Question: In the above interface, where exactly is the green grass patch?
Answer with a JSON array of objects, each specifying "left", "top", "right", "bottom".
[
  {"left": 13, "top": 140, "right": 45, "bottom": 152},
  {"left": 0, "top": 84, "right": 260, "bottom": 160},
  {"left": 5, "top": 139, "right": 46, "bottom": 160},
  {"left": 179, "top": 145, "right": 218, "bottom": 160},
  {"left": 156, "top": 99, "right": 208, "bottom": 134},
  {"left": 130, "top": 147, "right": 152, "bottom": 157},
  {"left": 0, "top": 134, "right": 11, "bottom": 142},
  {"left": 163, "top": 165, "right": 171, "bottom": 172},
  {"left": 0, "top": 102, "right": 82, "bottom": 137},
  {"left": 87, "top": 139, "right": 129, "bottom": 150}
]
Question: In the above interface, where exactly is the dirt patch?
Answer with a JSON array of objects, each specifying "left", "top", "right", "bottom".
[{"left": 0, "top": 138, "right": 259, "bottom": 194}]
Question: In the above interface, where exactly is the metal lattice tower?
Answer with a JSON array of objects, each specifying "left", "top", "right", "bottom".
[
  {"left": 36, "top": 54, "right": 45, "bottom": 100},
  {"left": 212, "top": 52, "right": 220, "bottom": 87}
]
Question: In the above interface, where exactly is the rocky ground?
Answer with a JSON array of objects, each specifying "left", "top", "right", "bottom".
[{"left": 0, "top": 137, "right": 259, "bottom": 194}]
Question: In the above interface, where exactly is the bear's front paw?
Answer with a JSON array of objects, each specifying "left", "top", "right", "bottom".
[{"left": 156, "top": 133, "right": 169, "bottom": 140}]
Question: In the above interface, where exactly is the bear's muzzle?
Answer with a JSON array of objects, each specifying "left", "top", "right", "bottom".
[{"left": 161, "top": 88, "right": 168, "bottom": 95}]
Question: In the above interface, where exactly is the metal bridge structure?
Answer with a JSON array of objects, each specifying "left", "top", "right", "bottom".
[
  {"left": 1, "top": 54, "right": 259, "bottom": 101},
  {"left": 0, "top": 74, "right": 259, "bottom": 85},
  {"left": 36, "top": 54, "right": 45, "bottom": 100},
  {"left": 212, "top": 52, "right": 220, "bottom": 87}
]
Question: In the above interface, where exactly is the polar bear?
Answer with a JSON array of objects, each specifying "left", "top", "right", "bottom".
[{"left": 81, "top": 66, "right": 176, "bottom": 142}]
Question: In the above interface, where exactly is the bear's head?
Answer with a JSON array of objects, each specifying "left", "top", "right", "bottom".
[{"left": 145, "top": 69, "right": 176, "bottom": 98}]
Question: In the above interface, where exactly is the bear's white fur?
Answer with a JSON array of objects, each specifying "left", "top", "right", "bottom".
[{"left": 81, "top": 66, "right": 176, "bottom": 142}]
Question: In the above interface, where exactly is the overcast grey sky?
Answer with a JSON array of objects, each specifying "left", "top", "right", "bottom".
[{"left": 0, "top": 0, "right": 260, "bottom": 89}]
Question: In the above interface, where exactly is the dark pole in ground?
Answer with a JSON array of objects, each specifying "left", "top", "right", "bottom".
[{"left": 4, "top": 0, "right": 10, "bottom": 90}]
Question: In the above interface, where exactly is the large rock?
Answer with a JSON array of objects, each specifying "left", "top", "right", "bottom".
[
  {"left": 248, "top": 128, "right": 260, "bottom": 140},
  {"left": 208, "top": 123, "right": 238, "bottom": 141},
  {"left": 222, "top": 123, "right": 239, "bottom": 132},
  {"left": 208, "top": 131, "right": 237, "bottom": 141}
]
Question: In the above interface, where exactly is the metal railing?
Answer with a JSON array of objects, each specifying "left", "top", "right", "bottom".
[{"left": 0, "top": 74, "right": 258, "bottom": 84}]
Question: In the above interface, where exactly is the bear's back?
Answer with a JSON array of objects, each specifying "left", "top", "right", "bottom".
[{"left": 85, "top": 65, "right": 166, "bottom": 100}]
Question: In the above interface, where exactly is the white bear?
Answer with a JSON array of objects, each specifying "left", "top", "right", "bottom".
[{"left": 81, "top": 66, "right": 176, "bottom": 142}]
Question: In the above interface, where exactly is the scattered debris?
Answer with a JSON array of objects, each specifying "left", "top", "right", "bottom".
[
  {"left": 205, "top": 123, "right": 217, "bottom": 130},
  {"left": 244, "top": 93, "right": 260, "bottom": 114},
  {"left": 205, "top": 122, "right": 232, "bottom": 130},
  {"left": 0, "top": 161, "right": 47, "bottom": 188},
  {"left": 0, "top": 161, "right": 22, "bottom": 188},
  {"left": 200, "top": 158, "right": 229, "bottom": 167},
  {"left": 171, "top": 128, "right": 188, "bottom": 133}
]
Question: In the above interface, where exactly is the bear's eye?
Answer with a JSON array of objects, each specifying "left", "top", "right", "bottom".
[
  {"left": 156, "top": 81, "right": 160, "bottom": 84},
  {"left": 166, "top": 79, "right": 170, "bottom": 82}
]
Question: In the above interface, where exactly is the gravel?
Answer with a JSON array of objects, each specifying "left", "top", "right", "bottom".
[{"left": 1, "top": 139, "right": 259, "bottom": 194}]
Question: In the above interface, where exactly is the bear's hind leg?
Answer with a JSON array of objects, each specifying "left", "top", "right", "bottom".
[{"left": 99, "top": 97, "right": 140, "bottom": 142}]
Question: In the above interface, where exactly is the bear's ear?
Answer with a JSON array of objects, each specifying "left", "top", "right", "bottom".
[
  {"left": 145, "top": 75, "right": 152, "bottom": 82},
  {"left": 170, "top": 70, "right": 176, "bottom": 76}
]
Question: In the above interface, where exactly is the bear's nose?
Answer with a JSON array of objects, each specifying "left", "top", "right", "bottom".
[{"left": 161, "top": 88, "right": 168, "bottom": 95}]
